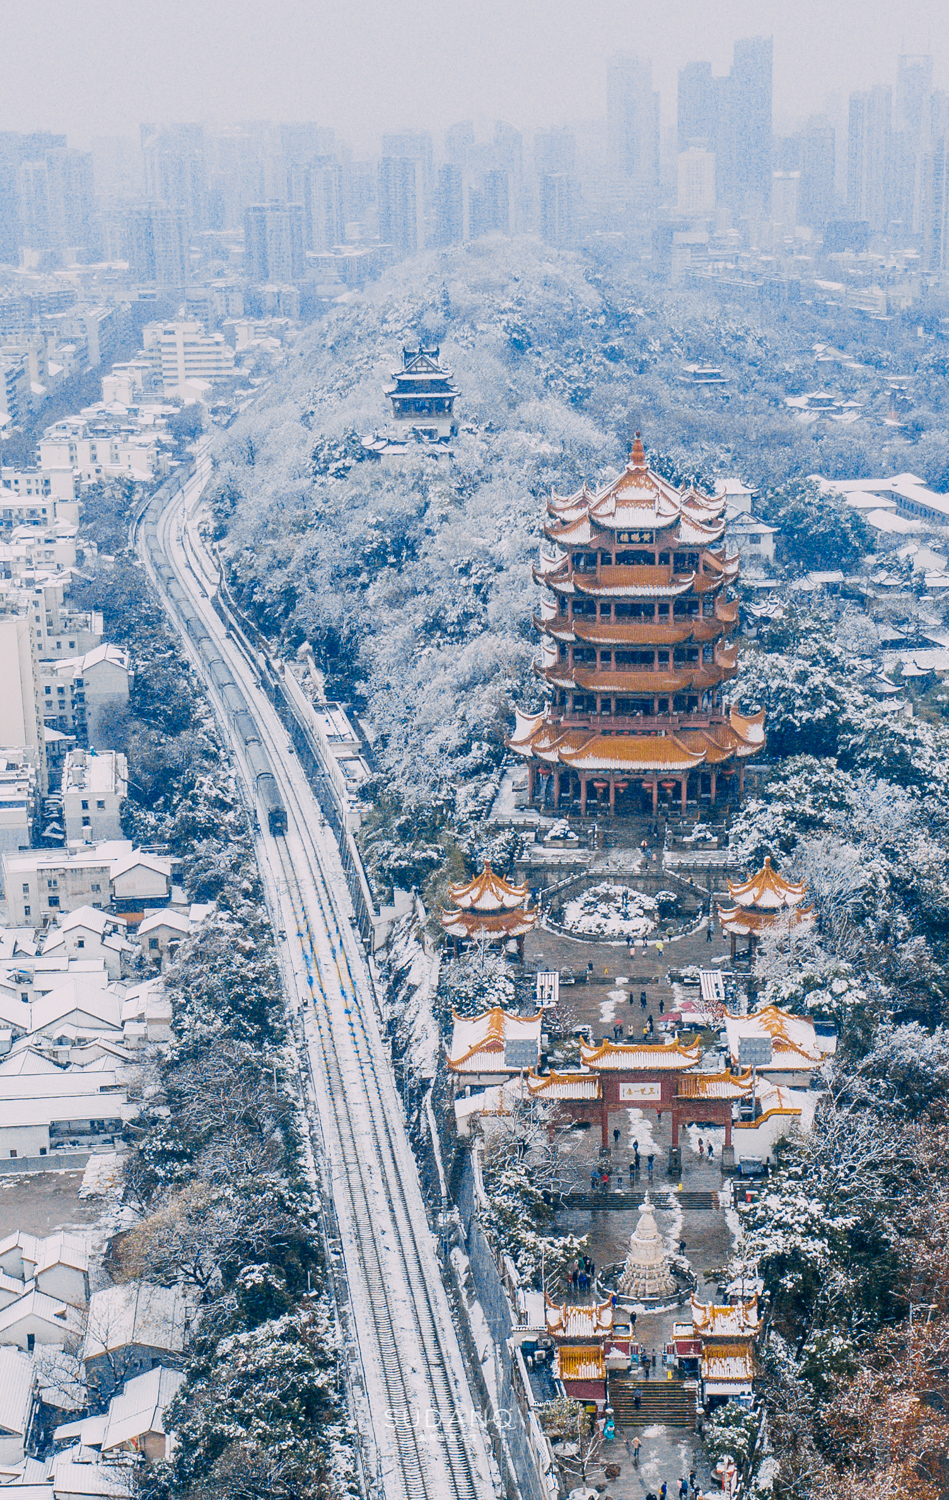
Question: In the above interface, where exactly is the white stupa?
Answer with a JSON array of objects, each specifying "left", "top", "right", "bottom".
[{"left": 617, "top": 1195, "right": 677, "bottom": 1301}]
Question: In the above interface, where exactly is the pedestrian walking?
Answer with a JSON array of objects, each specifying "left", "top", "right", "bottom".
[
  {"left": 707, "top": 1142, "right": 714, "bottom": 1162},
  {"left": 652, "top": 1350, "right": 657, "bottom": 1371},
  {"left": 591, "top": 1169, "right": 599, "bottom": 1190},
  {"left": 647, "top": 1153, "right": 654, "bottom": 1174},
  {"left": 706, "top": 918, "right": 713, "bottom": 943},
  {"left": 589, "top": 1259, "right": 596, "bottom": 1279},
  {"left": 640, "top": 991, "right": 648, "bottom": 1010},
  {"left": 643, "top": 1023, "right": 649, "bottom": 1040},
  {"left": 679, "top": 1239, "right": 687, "bottom": 1256},
  {"left": 630, "top": 1309, "right": 637, "bottom": 1330},
  {"left": 659, "top": 997, "right": 665, "bottom": 1016},
  {"left": 697, "top": 1138, "right": 704, "bottom": 1158},
  {"left": 578, "top": 1270, "right": 587, "bottom": 1293},
  {"left": 613, "top": 1127, "right": 621, "bottom": 1145},
  {"left": 660, "top": 1480, "right": 668, "bottom": 1500},
  {"left": 657, "top": 940, "right": 665, "bottom": 959},
  {"left": 647, "top": 1015, "right": 654, "bottom": 1035},
  {"left": 689, "top": 1469, "right": 698, "bottom": 1496},
  {"left": 632, "top": 1436, "right": 641, "bottom": 1464},
  {"left": 634, "top": 1389, "right": 641, "bottom": 1411},
  {"left": 629, "top": 1162, "right": 636, "bottom": 1181},
  {"left": 679, "top": 1479, "right": 689, "bottom": 1499}
]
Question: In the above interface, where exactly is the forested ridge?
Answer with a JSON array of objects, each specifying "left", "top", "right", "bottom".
[{"left": 207, "top": 238, "right": 949, "bottom": 1498}]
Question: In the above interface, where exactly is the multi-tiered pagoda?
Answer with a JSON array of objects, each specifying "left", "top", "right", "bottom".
[
  {"left": 385, "top": 346, "right": 459, "bottom": 442},
  {"left": 510, "top": 436, "right": 764, "bottom": 817}
]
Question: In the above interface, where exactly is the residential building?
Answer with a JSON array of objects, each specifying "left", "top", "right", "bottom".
[
  {"left": 677, "top": 148, "right": 716, "bottom": 215},
  {"left": 61, "top": 751, "right": 127, "bottom": 844},
  {"left": 83, "top": 1283, "right": 192, "bottom": 1397},
  {"left": 124, "top": 203, "right": 188, "bottom": 287},
  {"left": 2, "top": 840, "right": 170, "bottom": 928},
  {"left": 539, "top": 173, "right": 575, "bottom": 247},
  {"left": 377, "top": 156, "right": 426, "bottom": 257},
  {"left": 0, "top": 356, "right": 29, "bottom": 430},
  {"left": 39, "top": 417, "right": 164, "bottom": 483},
  {"left": 100, "top": 1365, "right": 185, "bottom": 1462},
  {"left": 40, "top": 906, "right": 131, "bottom": 981},
  {"left": 848, "top": 85, "right": 892, "bottom": 232},
  {"left": 607, "top": 53, "right": 661, "bottom": 203},
  {"left": 0, "top": 756, "right": 37, "bottom": 855},
  {"left": 154, "top": 320, "right": 235, "bottom": 398},
  {"left": 0, "top": 614, "right": 45, "bottom": 794},
  {"left": 243, "top": 202, "right": 306, "bottom": 282}
]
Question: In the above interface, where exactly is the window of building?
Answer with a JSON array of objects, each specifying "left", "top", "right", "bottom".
[
  {"left": 77, "top": 940, "right": 84, "bottom": 949},
  {"left": 23, "top": 908, "right": 29, "bottom": 918},
  {"left": 21, "top": 883, "right": 28, "bottom": 893},
  {"left": 81, "top": 800, "right": 88, "bottom": 810},
  {"left": 96, "top": 800, "right": 105, "bottom": 810},
  {"left": 48, "top": 897, "right": 60, "bottom": 908},
  {"left": 91, "top": 883, "right": 100, "bottom": 892},
  {"left": 149, "top": 938, "right": 159, "bottom": 951}
]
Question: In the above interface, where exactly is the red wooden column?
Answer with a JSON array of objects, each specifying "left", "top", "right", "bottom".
[
  {"left": 652, "top": 780, "right": 659, "bottom": 814},
  {"left": 609, "top": 778, "right": 617, "bottom": 814},
  {"left": 710, "top": 770, "right": 717, "bottom": 803},
  {"left": 580, "top": 776, "right": 589, "bottom": 816},
  {"left": 680, "top": 776, "right": 688, "bottom": 814},
  {"left": 553, "top": 770, "right": 561, "bottom": 808},
  {"left": 724, "top": 1110, "right": 732, "bottom": 1148}
]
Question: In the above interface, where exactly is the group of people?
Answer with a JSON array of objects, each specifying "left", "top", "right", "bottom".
[{"left": 567, "top": 1254, "right": 596, "bottom": 1293}]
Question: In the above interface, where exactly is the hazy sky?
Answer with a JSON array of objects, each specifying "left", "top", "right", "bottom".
[{"left": 1, "top": 0, "right": 946, "bottom": 149}]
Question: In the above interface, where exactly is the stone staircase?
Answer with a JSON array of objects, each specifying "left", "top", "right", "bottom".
[
  {"left": 609, "top": 1376, "right": 696, "bottom": 1427},
  {"left": 561, "top": 1189, "right": 719, "bottom": 1211}
]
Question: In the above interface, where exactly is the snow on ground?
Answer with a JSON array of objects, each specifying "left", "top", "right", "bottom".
[
  {"left": 600, "top": 986, "right": 628, "bottom": 1023},
  {"left": 624, "top": 1108, "right": 659, "bottom": 1157},
  {"left": 562, "top": 884, "right": 659, "bottom": 939}
]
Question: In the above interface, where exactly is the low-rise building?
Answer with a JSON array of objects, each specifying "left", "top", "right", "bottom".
[
  {"left": 83, "top": 1284, "right": 192, "bottom": 1399},
  {"left": 40, "top": 909, "right": 131, "bottom": 982},
  {"left": 62, "top": 752, "right": 127, "bottom": 844},
  {"left": 2, "top": 841, "right": 171, "bottom": 928}
]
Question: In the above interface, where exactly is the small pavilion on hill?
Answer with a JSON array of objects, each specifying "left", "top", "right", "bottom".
[
  {"left": 717, "top": 856, "right": 815, "bottom": 961},
  {"left": 440, "top": 861, "right": 538, "bottom": 957}
]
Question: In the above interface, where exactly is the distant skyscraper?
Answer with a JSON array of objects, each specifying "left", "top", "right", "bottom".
[
  {"left": 539, "top": 173, "right": 575, "bottom": 247},
  {"left": 125, "top": 203, "right": 188, "bottom": 285},
  {"left": 771, "top": 170, "right": 800, "bottom": 232},
  {"left": 719, "top": 36, "right": 773, "bottom": 216},
  {"left": 435, "top": 164, "right": 465, "bottom": 246},
  {"left": 444, "top": 122, "right": 475, "bottom": 165},
  {"left": 677, "top": 147, "right": 716, "bottom": 215},
  {"left": 678, "top": 61, "right": 719, "bottom": 151},
  {"left": 922, "top": 137, "right": 949, "bottom": 270},
  {"left": 378, "top": 157, "right": 426, "bottom": 256},
  {"left": 798, "top": 121, "right": 836, "bottom": 229},
  {"left": 607, "top": 53, "right": 660, "bottom": 200},
  {"left": 533, "top": 129, "right": 576, "bottom": 178},
  {"left": 300, "top": 159, "right": 344, "bottom": 252},
  {"left": 244, "top": 202, "right": 305, "bottom": 282},
  {"left": 893, "top": 54, "right": 934, "bottom": 231},
  {"left": 141, "top": 123, "right": 208, "bottom": 233},
  {"left": 848, "top": 86, "right": 892, "bottom": 232}
]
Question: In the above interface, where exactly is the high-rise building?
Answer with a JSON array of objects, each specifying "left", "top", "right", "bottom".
[
  {"left": 378, "top": 157, "right": 426, "bottom": 256},
  {"left": 156, "top": 320, "right": 235, "bottom": 395},
  {"left": 718, "top": 36, "right": 773, "bottom": 216},
  {"left": 124, "top": 204, "right": 189, "bottom": 286},
  {"left": 678, "top": 61, "right": 719, "bottom": 151},
  {"left": 771, "top": 171, "right": 800, "bottom": 233},
  {"left": 798, "top": 121, "right": 836, "bottom": 229},
  {"left": 141, "top": 124, "right": 208, "bottom": 233},
  {"left": 539, "top": 173, "right": 575, "bottom": 247},
  {"left": 677, "top": 148, "right": 716, "bottom": 215},
  {"left": 922, "top": 137, "right": 949, "bottom": 270},
  {"left": 892, "top": 54, "right": 935, "bottom": 231},
  {"left": 435, "top": 165, "right": 465, "bottom": 246},
  {"left": 607, "top": 53, "right": 660, "bottom": 201},
  {"left": 244, "top": 202, "right": 305, "bottom": 282},
  {"left": 299, "top": 159, "right": 344, "bottom": 252},
  {"left": 848, "top": 85, "right": 892, "bottom": 232}
]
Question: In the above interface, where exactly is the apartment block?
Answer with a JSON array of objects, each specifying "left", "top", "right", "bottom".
[{"left": 62, "top": 749, "right": 127, "bottom": 844}]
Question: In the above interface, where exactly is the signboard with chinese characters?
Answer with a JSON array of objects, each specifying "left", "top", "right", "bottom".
[
  {"left": 617, "top": 529, "right": 654, "bottom": 543},
  {"left": 619, "top": 1081, "right": 662, "bottom": 1103}
]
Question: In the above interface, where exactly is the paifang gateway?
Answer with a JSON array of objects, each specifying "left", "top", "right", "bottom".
[{"left": 509, "top": 436, "right": 765, "bottom": 817}]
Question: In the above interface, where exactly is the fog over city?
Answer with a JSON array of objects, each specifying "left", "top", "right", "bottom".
[
  {"left": 2, "top": 5, "right": 949, "bottom": 1500},
  {"left": 0, "top": 0, "right": 946, "bottom": 140}
]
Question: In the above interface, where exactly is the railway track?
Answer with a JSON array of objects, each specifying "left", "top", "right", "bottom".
[{"left": 133, "top": 462, "right": 498, "bottom": 1500}]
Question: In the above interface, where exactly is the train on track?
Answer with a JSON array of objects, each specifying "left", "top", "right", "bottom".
[{"left": 141, "top": 517, "right": 289, "bottom": 837}]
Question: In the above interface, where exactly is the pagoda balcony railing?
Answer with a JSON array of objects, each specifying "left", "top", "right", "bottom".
[{"left": 545, "top": 710, "right": 727, "bottom": 733}]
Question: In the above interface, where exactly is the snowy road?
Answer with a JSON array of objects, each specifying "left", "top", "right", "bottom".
[{"left": 133, "top": 458, "right": 499, "bottom": 1500}]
